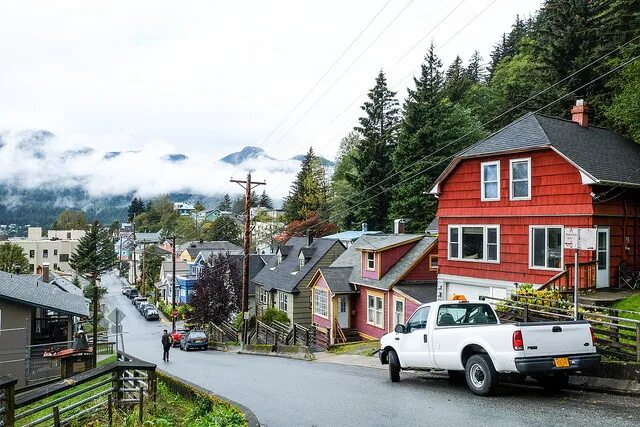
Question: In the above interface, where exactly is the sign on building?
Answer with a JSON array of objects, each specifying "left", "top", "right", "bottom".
[{"left": 564, "top": 228, "right": 596, "bottom": 251}]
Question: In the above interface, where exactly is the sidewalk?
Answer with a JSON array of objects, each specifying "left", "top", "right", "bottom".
[{"left": 313, "top": 352, "right": 383, "bottom": 370}]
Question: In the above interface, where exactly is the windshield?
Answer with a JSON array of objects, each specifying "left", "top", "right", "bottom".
[
  {"left": 436, "top": 304, "right": 497, "bottom": 326},
  {"left": 189, "top": 331, "right": 206, "bottom": 339}
]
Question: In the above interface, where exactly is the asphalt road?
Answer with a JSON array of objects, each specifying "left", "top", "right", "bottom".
[{"left": 101, "top": 272, "right": 640, "bottom": 427}]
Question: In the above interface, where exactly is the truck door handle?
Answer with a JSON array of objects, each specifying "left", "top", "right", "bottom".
[
  {"left": 552, "top": 326, "right": 562, "bottom": 333},
  {"left": 394, "top": 337, "right": 400, "bottom": 341},
  {"left": 423, "top": 334, "right": 428, "bottom": 343}
]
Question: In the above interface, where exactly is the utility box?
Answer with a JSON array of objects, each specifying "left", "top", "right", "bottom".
[{"left": 60, "top": 352, "right": 93, "bottom": 378}]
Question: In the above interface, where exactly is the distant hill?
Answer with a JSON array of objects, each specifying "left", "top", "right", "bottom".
[{"left": 221, "top": 146, "right": 334, "bottom": 167}]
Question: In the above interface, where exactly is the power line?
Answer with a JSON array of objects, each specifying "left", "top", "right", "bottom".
[{"left": 257, "top": 0, "right": 394, "bottom": 148}]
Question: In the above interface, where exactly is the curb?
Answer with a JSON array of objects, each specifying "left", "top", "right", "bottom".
[
  {"left": 157, "top": 369, "right": 261, "bottom": 427},
  {"left": 237, "top": 350, "right": 315, "bottom": 361},
  {"left": 568, "top": 375, "right": 640, "bottom": 396}
]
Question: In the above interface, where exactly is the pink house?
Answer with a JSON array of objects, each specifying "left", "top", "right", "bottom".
[{"left": 309, "top": 233, "right": 438, "bottom": 345}]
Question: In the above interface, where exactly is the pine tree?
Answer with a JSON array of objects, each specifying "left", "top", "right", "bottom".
[
  {"left": 389, "top": 43, "right": 485, "bottom": 232},
  {"left": 465, "top": 50, "right": 485, "bottom": 83},
  {"left": 259, "top": 190, "right": 274, "bottom": 209},
  {"left": 347, "top": 70, "right": 399, "bottom": 231},
  {"left": 203, "top": 216, "right": 242, "bottom": 245},
  {"left": 444, "top": 56, "right": 472, "bottom": 102},
  {"left": 283, "top": 147, "right": 328, "bottom": 222},
  {"left": 189, "top": 253, "right": 241, "bottom": 325},
  {"left": 488, "top": 33, "right": 507, "bottom": 78},
  {"left": 217, "top": 194, "right": 232, "bottom": 211},
  {"left": 194, "top": 201, "right": 206, "bottom": 212},
  {"left": 70, "top": 220, "right": 117, "bottom": 367},
  {"left": 127, "top": 198, "right": 146, "bottom": 222},
  {"left": 329, "top": 132, "right": 361, "bottom": 229}
]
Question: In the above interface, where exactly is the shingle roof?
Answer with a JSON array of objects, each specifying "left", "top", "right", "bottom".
[
  {"left": 436, "top": 112, "right": 640, "bottom": 188},
  {"left": 394, "top": 283, "right": 437, "bottom": 304},
  {"left": 0, "top": 271, "right": 89, "bottom": 316},
  {"left": 161, "top": 261, "right": 189, "bottom": 274},
  {"left": 182, "top": 241, "right": 243, "bottom": 258},
  {"left": 323, "top": 230, "right": 384, "bottom": 242},
  {"left": 319, "top": 267, "right": 356, "bottom": 294},
  {"left": 329, "top": 243, "right": 360, "bottom": 268},
  {"left": 425, "top": 217, "right": 438, "bottom": 234},
  {"left": 228, "top": 254, "right": 275, "bottom": 296},
  {"left": 133, "top": 232, "right": 161, "bottom": 243},
  {"left": 350, "top": 235, "right": 437, "bottom": 291},
  {"left": 353, "top": 234, "right": 424, "bottom": 252},
  {"left": 252, "top": 237, "right": 344, "bottom": 293}
]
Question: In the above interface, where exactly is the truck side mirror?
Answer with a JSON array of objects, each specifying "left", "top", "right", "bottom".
[{"left": 394, "top": 324, "right": 405, "bottom": 334}]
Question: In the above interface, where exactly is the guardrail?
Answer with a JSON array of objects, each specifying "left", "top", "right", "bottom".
[
  {"left": 6, "top": 352, "right": 156, "bottom": 427},
  {"left": 481, "top": 294, "right": 640, "bottom": 361}
]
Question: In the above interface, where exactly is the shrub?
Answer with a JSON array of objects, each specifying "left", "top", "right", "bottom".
[{"left": 259, "top": 307, "right": 290, "bottom": 325}]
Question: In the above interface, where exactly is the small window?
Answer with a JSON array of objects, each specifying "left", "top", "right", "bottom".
[
  {"left": 277, "top": 252, "right": 282, "bottom": 265},
  {"left": 67, "top": 232, "right": 72, "bottom": 239},
  {"left": 314, "top": 289, "right": 328, "bottom": 318},
  {"left": 530, "top": 226, "right": 563, "bottom": 270},
  {"left": 59, "top": 254, "right": 69, "bottom": 262},
  {"left": 54, "top": 249, "right": 58, "bottom": 256},
  {"left": 405, "top": 306, "right": 430, "bottom": 333},
  {"left": 429, "top": 254, "right": 438, "bottom": 271},
  {"left": 43, "top": 249, "right": 49, "bottom": 258},
  {"left": 367, "top": 294, "right": 383, "bottom": 328},
  {"left": 481, "top": 161, "right": 500, "bottom": 201},
  {"left": 299, "top": 256, "right": 305, "bottom": 270},
  {"left": 510, "top": 158, "right": 531, "bottom": 200},
  {"left": 29, "top": 250, "right": 35, "bottom": 258},
  {"left": 449, "top": 228, "right": 459, "bottom": 259},
  {"left": 279, "top": 293, "right": 288, "bottom": 312},
  {"left": 394, "top": 299, "right": 405, "bottom": 327},
  {"left": 366, "top": 252, "right": 375, "bottom": 271}
]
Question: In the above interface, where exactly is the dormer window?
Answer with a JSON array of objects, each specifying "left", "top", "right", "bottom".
[
  {"left": 277, "top": 252, "right": 282, "bottom": 265},
  {"left": 299, "top": 254, "right": 305, "bottom": 269},
  {"left": 366, "top": 252, "right": 375, "bottom": 271},
  {"left": 510, "top": 158, "right": 531, "bottom": 200},
  {"left": 481, "top": 161, "right": 500, "bottom": 201}
]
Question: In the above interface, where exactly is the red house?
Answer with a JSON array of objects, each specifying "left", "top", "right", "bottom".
[
  {"left": 309, "top": 232, "right": 438, "bottom": 345},
  {"left": 430, "top": 101, "right": 640, "bottom": 300}
]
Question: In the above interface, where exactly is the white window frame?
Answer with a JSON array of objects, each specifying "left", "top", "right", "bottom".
[
  {"left": 447, "top": 225, "right": 501, "bottom": 263},
  {"left": 278, "top": 292, "right": 288, "bottom": 312},
  {"left": 299, "top": 253, "right": 305, "bottom": 269},
  {"left": 480, "top": 160, "right": 500, "bottom": 201},
  {"left": 393, "top": 297, "right": 405, "bottom": 327},
  {"left": 259, "top": 288, "right": 268, "bottom": 305},
  {"left": 529, "top": 225, "right": 564, "bottom": 271},
  {"left": 367, "top": 293, "right": 384, "bottom": 328},
  {"left": 366, "top": 252, "right": 376, "bottom": 271},
  {"left": 509, "top": 158, "right": 531, "bottom": 201},
  {"left": 313, "top": 288, "right": 328, "bottom": 319}
]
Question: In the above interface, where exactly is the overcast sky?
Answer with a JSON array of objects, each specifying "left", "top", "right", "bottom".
[{"left": 0, "top": 0, "right": 542, "bottom": 197}]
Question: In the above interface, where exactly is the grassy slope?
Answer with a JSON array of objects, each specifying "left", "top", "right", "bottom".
[
  {"left": 328, "top": 341, "right": 379, "bottom": 356},
  {"left": 611, "top": 293, "right": 640, "bottom": 321}
]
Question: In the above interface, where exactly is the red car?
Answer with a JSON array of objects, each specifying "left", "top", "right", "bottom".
[{"left": 171, "top": 328, "right": 189, "bottom": 347}]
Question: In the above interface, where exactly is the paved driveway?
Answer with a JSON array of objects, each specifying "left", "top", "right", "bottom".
[{"left": 101, "top": 272, "right": 640, "bottom": 427}]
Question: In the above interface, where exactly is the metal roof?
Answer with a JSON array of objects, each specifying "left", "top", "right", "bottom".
[
  {"left": 352, "top": 234, "right": 424, "bottom": 252},
  {"left": 0, "top": 271, "right": 89, "bottom": 317}
]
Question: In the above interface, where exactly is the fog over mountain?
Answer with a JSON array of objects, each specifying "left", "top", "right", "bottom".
[{"left": 0, "top": 129, "right": 331, "bottom": 226}]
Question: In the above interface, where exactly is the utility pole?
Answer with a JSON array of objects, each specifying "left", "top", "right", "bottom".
[
  {"left": 132, "top": 222, "right": 138, "bottom": 287},
  {"left": 171, "top": 235, "right": 177, "bottom": 332},
  {"left": 118, "top": 233, "right": 123, "bottom": 275},
  {"left": 92, "top": 274, "right": 98, "bottom": 368},
  {"left": 142, "top": 242, "right": 147, "bottom": 296},
  {"left": 231, "top": 172, "right": 265, "bottom": 345}
]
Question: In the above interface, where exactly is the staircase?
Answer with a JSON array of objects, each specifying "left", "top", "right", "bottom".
[
  {"left": 340, "top": 328, "right": 361, "bottom": 343},
  {"left": 540, "top": 260, "right": 597, "bottom": 294}
]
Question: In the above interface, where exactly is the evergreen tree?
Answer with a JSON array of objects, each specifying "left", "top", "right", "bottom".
[
  {"left": 348, "top": 70, "right": 399, "bottom": 231},
  {"left": 329, "top": 132, "right": 361, "bottom": 229},
  {"left": 203, "top": 216, "right": 242, "bottom": 245},
  {"left": 259, "top": 190, "right": 274, "bottom": 209},
  {"left": 389, "top": 44, "right": 485, "bottom": 232},
  {"left": 231, "top": 197, "right": 245, "bottom": 215},
  {"left": 466, "top": 50, "right": 485, "bottom": 83},
  {"left": 0, "top": 243, "right": 29, "bottom": 274},
  {"left": 127, "top": 198, "right": 146, "bottom": 222},
  {"left": 283, "top": 147, "right": 328, "bottom": 222},
  {"left": 189, "top": 253, "right": 241, "bottom": 325},
  {"left": 217, "top": 194, "right": 232, "bottom": 211},
  {"left": 194, "top": 201, "right": 206, "bottom": 212},
  {"left": 488, "top": 33, "right": 507, "bottom": 78},
  {"left": 70, "top": 220, "right": 117, "bottom": 367},
  {"left": 444, "top": 56, "right": 472, "bottom": 102},
  {"left": 143, "top": 245, "right": 163, "bottom": 289},
  {"left": 504, "top": 15, "right": 528, "bottom": 58}
]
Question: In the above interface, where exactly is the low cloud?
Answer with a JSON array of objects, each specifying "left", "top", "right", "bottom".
[{"left": 0, "top": 130, "right": 299, "bottom": 199}]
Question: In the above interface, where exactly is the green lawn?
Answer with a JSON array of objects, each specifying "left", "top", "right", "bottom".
[
  {"left": 611, "top": 293, "right": 640, "bottom": 321},
  {"left": 328, "top": 341, "right": 379, "bottom": 356}
]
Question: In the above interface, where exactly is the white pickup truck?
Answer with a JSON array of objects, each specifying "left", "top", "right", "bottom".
[{"left": 379, "top": 299, "right": 600, "bottom": 396}]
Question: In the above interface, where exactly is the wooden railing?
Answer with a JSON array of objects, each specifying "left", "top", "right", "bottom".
[
  {"left": 481, "top": 294, "right": 640, "bottom": 361},
  {"left": 254, "top": 320, "right": 279, "bottom": 345},
  {"left": 333, "top": 318, "right": 347, "bottom": 344},
  {"left": 220, "top": 322, "right": 240, "bottom": 342},
  {"left": 541, "top": 260, "right": 597, "bottom": 293},
  {"left": 5, "top": 352, "right": 156, "bottom": 427},
  {"left": 1, "top": 375, "right": 17, "bottom": 427}
]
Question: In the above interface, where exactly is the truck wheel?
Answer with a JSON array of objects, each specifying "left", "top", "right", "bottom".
[
  {"left": 465, "top": 354, "right": 498, "bottom": 396},
  {"left": 388, "top": 350, "right": 401, "bottom": 382},
  {"left": 537, "top": 373, "right": 569, "bottom": 392}
]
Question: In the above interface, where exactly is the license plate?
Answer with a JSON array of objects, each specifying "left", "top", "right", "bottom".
[
  {"left": 196, "top": 340, "right": 203, "bottom": 343},
  {"left": 554, "top": 357, "right": 569, "bottom": 368}
]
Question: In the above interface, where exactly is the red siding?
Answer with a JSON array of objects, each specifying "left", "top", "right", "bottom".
[
  {"left": 380, "top": 243, "right": 414, "bottom": 277},
  {"left": 402, "top": 246, "right": 438, "bottom": 282},
  {"left": 403, "top": 297, "right": 420, "bottom": 322},
  {"left": 361, "top": 252, "right": 377, "bottom": 279},
  {"left": 311, "top": 274, "right": 332, "bottom": 329},
  {"left": 353, "top": 286, "right": 389, "bottom": 340}
]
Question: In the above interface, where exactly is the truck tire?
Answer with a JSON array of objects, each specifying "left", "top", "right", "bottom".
[
  {"left": 536, "top": 373, "right": 569, "bottom": 392},
  {"left": 465, "top": 354, "right": 498, "bottom": 396},
  {"left": 388, "top": 350, "right": 401, "bottom": 382}
]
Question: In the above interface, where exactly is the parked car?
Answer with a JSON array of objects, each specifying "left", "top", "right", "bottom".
[
  {"left": 127, "top": 289, "right": 139, "bottom": 299},
  {"left": 171, "top": 328, "right": 189, "bottom": 347},
  {"left": 379, "top": 298, "right": 600, "bottom": 396},
  {"left": 180, "top": 330, "right": 208, "bottom": 351},
  {"left": 138, "top": 302, "right": 152, "bottom": 315},
  {"left": 133, "top": 297, "right": 147, "bottom": 308},
  {"left": 121, "top": 286, "right": 131, "bottom": 295},
  {"left": 143, "top": 306, "right": 160, "bottom": 320}
]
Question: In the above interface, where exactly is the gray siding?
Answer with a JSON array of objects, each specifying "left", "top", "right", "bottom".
[{"left": 0, "top": 300, "right": 32, "bottom": 388}]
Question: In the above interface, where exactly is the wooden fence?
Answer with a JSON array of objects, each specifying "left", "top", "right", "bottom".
[
  {"left": 2, "top": 352, "right": 156, "bottom": 427},
  {"left": 481, "top": 294, "right": 640, "bottom": 361}
]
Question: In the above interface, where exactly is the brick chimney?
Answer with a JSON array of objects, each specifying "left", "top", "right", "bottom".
[
  {"left": 571, "top": 99, "right": 589, "bottom": 128},
  {"left": 42, "top": 262, "right": 50, "bottom": 282},
  {"left": 393, "top": 219, "right": 406, "bottom": 234}
]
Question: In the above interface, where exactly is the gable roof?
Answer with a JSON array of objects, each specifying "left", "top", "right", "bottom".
[
  {"left": 317, "top": 267, "right": 356, "bottom": 294},
  {"left": 252, "top": 237, "right": 343, "bottom": 293},
  {"left": 0, "top": 271, "right": 89, "bottom": 317},
  {"left": 394, "top": 283, "right": 437, "bottom": 304},
  {"left": 352, "top": 234, "right": 424, "bottom": 252},
  {"left": 322, "top": 230, "right": 384, "bottom": 243},
  {"left": 180, "top": 241, "right": 243, "bottom": 258},
  {"left": 161, "top": 261, "right": 189, "bottom": 275},
  {"left": 432, "top": 112, "right": 640, "bottom": 191},
  {"left": 228, "top": 254, "right": 275, "bottom": 296},
  {"left": 349, "top": 235, "right": 437, "bottom": 291}
]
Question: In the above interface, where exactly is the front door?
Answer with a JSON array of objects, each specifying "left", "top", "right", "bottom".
[
  {"left": 337, "top": 296, "right": 349, "bottom": 327},
  {"left": 596, "top": 228, "right": 610, "bottom": 288}
]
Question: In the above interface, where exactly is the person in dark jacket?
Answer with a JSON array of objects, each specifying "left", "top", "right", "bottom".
[{"left": 161, "top": 329, "right": 172, "bottom": 361}]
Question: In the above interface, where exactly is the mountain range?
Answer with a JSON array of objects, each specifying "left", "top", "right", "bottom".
[{"left": 220, "top": 145, "right": 334, "bottom": 167}]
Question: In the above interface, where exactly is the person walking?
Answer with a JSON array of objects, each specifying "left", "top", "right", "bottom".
[{"left": 161, "top": 329, "right": 172, "bottom": 361}]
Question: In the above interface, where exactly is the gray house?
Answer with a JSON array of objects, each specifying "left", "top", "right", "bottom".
[
  {"left": 0, "top": 271, "right": 89, "bottom": 388},
  {"left": 252, "top": 236, "right": 345, "bottom": 325}
]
